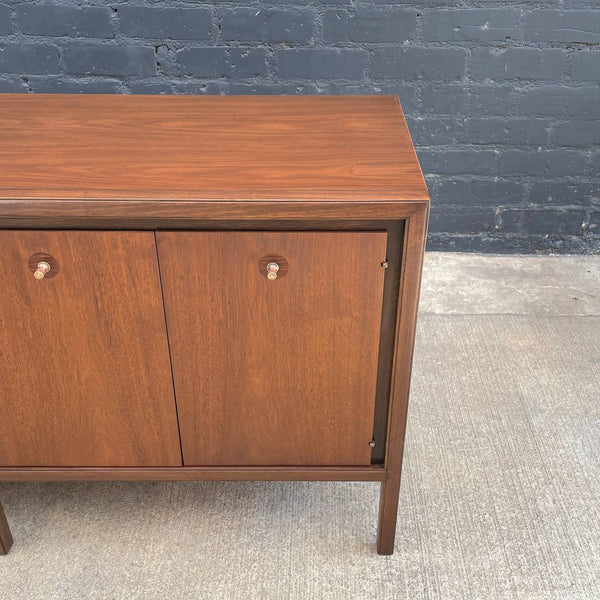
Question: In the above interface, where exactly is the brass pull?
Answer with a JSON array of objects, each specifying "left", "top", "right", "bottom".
[
  {"left": 33, "top": 261, "right": 51, "bottom": 280},
  {"left": 266, "top": 262, "right": 280, "bottom": 280}
]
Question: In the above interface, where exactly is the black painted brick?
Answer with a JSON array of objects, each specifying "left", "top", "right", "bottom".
[
  {"left": 64, "top": 44, "right": 155, "bottom": 76},
  {"left": 371, "top": 48, "right": 467, "bottom": 80},
  {"left": 500, "top": 208, "right": 585, "bottom": 235},
  {"left": 525, "top": 10, "right": 600, "bottom": 43},
  {"left": 421, "top": 84, "right": 468, "bottom": 115},
  {"left": 419, "top": 149, "right": 497, "bottom": 175},
  {"left": 469, "top": 85, "right": 518, "bottom": 116},
  {"left": 0, "top": 4, "right": 12, "bottom": 35},
  {"left": 423, "top": 9, "right": 520, "bottom": 43},
  {"left": 552, "top": 120, "right": 600, "bottom": 147},
  {"left": 471, "top": 48, "right": 565, "bottom": 81},
  {"left": 323, "top": 9, "right": 416, "bottom": 43},
  {"left": 459, "top": 118, "right": 550, "bottom": 146},
  {"left": 277, "top": 49, "right": 367, "bottom": 79},
  {"left": 0, "top": 43, "right": 60, "bottom": 74},
  {"left": 570, "top": 51, "right": 600, "bottom": 82},
  {"left": 433, "top": 179, "right": 524, "bottom": 206},
  {"left": 16, "top": 5, "right": 113, "bottom": 39},
  {"left": 118, "top": 6, "right": 212, "bottom": 41},
  {"left": 407, "top": 117, "right": 461, "bottom": 146},
  {"left": 498, "top": 150, "right": 587, "bottom": 177},
  {"left": 0, "top": 76, "right": 28, "bottom": 92},
  {"left": 222, "top": 8, "right": 313, "bottom": 43},
  {"left": 520, "top": 86, "right": 600, "bottom": 118},
  {"left": 174, "top": 48, "right": 268, "bottom": 79},
  {"left": 529, "top": 182, "right": 599, "bottom": 206},
  {"left": 429, "top": 206, "right": 497, "bottom": 234},
  {"left": 31, "top": 76, "right": 123, "bottom": 94}
]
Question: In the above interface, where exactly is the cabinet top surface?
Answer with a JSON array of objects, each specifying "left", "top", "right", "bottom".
[{"left": 0, "top": 94, "right": 428, "bottom": 203}]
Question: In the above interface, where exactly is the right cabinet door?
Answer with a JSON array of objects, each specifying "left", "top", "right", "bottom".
[{"left": 157, "top": 231, "right": 387, "bottom": 466}]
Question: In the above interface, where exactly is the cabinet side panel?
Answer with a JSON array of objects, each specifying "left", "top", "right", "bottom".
[{"left": 157, "top": 231, "right": 387, "bottom": 466}]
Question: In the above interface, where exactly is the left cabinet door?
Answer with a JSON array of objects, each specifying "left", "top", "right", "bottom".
[{"left": 0, "top": 231, "right": 182, "bottom": 467}]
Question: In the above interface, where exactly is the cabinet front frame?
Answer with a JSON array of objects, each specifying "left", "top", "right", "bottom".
[{"left": 0, "top": 200, "right": 428, "bottom": 483}]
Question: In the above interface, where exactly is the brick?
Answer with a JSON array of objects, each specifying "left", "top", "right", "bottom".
[
  {"left": 500, "top": 208, "right": 585, "bottom": 235},
  {"left": 277, "top": 49, "right": 367, "bottom": 79},
  {"left": 128, "top": 81, "right": 174, "bottom": 94},
  {"left": 418, "top": 149, "right": 496, "bottom": 176},
  {"left": 371, "top": 48, "right": 466, "bottom": 80},
  {"left": 525, "top": 10, "right": 600, "bottom": 43},
  {"left": 229, "top": 83, "right": 319, "bottom": 95},
  {"left": 64, "top": 45, "right": 155, "bottom": 77},
  {"left": 175, "top": 48, "right": 268, "bottom": 79},
  {"left": 471, "top": 48, "right": 565, "bottom": 81},
  {"left": 459, "top": 118, "right": 549, "bottom": 145},
  {"left": 173, "top": 81, "right": 223, "bottom": 95},
  {"left": 226, "top": 48, "right": 269, "bottom": 79},
  {"left": 498, "top": 150, "right": 587, "bottom": 177},
  {"left": 0, "top": 76, "right": 28, "bottom": 92},
  {"left": 373, "top": 0, "right": 461, "bottom": 4},
  {"left": 429, "top": 206, "right": 496, "bottom": 234},
  {"left": 421, "top": 84, "right": 468, "bottom": 114},
  {"left": 552, "top": 120, "right": 600, "bottom": 146},
  {"left": 434, "top": 179, "right": 524, "bottom": 206},
  {"left": 0, "top": 4, "right": 12, "bottom": 35},
  {"left": 423, "top": 9, "right": 520, "bottom": 43},
  {"left": 0, "top": 43, "right": 60, "bottom": 74},
  {"left": 570, "top": 52, "right": 600, "bottom": 82},
  {"left": 406, "top": 117, "right": 460, "bottom": 146},
  {"left": 222, "top": 9, "right": 313, "bottom": 43},
  {"left": 469, "top": 85, "right": 517, "bottom": 116},
  {"left": 520, "top": 86, "right": 600, "bottom": 117},
  {"left": 323, "top": 9, "right": 415, "bottom": 42},
  {"left": 31, "top": 77, "right": 123, "bottom": 94},
  {"left": 529, "top": 182, "right": 599, "bottom": 205},
  {"left": 119, "top": 6, "right": 212, "bottom": 40},
  {"left": 16, "top": 5, "right": 113, "bottom": 38},
  {"left": 429, "top": 234, "right": 598, "bottom": 254}
]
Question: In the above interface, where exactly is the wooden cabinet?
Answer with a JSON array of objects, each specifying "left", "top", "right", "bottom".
[{"left": 0, "top": 94, "right": 429, "bottom": 556}]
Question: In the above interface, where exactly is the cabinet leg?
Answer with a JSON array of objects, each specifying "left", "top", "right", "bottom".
[
  {"left": 377, "top": 478, "right": 400, "bottom": 555},
  {"left": 0, "top": 501, "right": 13, "bottom": 555}
]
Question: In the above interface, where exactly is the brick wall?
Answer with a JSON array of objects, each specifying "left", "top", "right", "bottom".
[{"left": 0, "top": 1, "right": 598, "bottom": 253}]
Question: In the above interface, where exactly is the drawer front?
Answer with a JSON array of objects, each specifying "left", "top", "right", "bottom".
[
  {"left": 157, "top": 231, "right": 387, "bottom": 467},
  {"left": 0, "top": 231, "right": 181, "bottom": 467}
]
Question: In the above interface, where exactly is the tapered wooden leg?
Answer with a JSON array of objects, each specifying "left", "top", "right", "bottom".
[
  {"left": 377, "top": 478, "right": 401, "bottom": 555},
  {"left": 0, "top": 501, "right": 13, "bottom": 555}
]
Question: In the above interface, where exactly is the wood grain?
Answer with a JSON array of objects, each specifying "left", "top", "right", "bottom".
[
  {"left": 0, "top": 466, "right": 386, "bottom": 482},
  {"left": 0, "top": 94, "right": 427, "bottom": 202},
  {"left": 0, "top": 501, "right": 12, "bottom": 555},
  {"left": 0, "top": 231, "right": 182, "bottom": 467},
  {"left": 157, "top": 231, "right": 387, "bottom": 466},
  {"left": 377, "top": 204, "right": 429, "bottom": 554}
]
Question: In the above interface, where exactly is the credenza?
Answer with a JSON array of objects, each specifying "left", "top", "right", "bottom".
[{"left": 0, "top": 94, "right": 429, "bottom": 555}]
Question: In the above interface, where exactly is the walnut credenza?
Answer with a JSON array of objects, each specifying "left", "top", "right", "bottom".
[{"left": 0, "top": 94, "right": 429, "bottom": 555}]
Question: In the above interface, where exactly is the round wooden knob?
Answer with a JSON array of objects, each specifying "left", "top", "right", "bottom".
[
  {"left": 266, "top": 262, "right": 279, "bottom": 280},
  {"left": 33, "top": 261, "right": 51, "bottom": 280}
]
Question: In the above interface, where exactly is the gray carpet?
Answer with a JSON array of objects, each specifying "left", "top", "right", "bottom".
[{"left": 1, "top": 253, "right": 599, "bottom": 599}]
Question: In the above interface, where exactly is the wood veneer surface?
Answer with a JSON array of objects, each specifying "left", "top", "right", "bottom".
[{"left": 0, "top": 94, "right": 428, "bottom": 202}]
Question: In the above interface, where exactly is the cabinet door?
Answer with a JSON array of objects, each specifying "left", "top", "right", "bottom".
[
  {"left": 157, "top": 231, "right": 387, "bottom": 466},
  {"left": 0, "top": 231, "right": 181, "bottom": 467}
]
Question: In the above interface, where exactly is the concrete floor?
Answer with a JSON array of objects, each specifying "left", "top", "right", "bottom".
[{"left": 0, "top": 253, "right": 599, "bottom": 599}]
